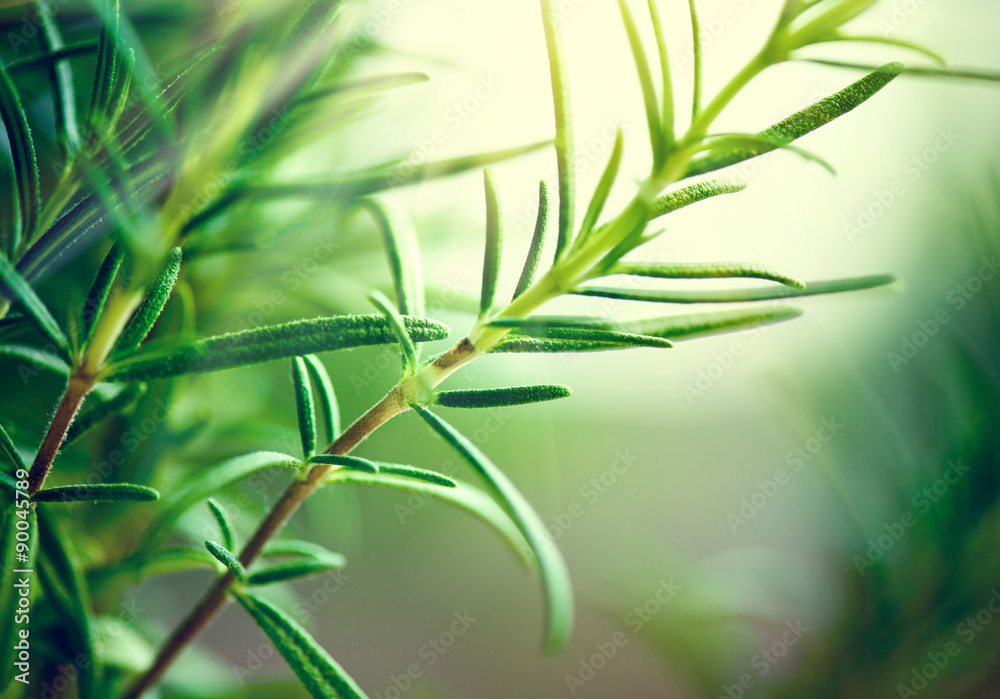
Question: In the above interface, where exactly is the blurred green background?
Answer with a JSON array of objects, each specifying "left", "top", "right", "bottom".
[{"left": 4, "top": 0, "right": 1000, "bottom": 697}]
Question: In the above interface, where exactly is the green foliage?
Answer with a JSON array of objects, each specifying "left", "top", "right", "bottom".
[
  {"left": 233, "top": 590, "right": 368, "bottom": 699},
  {"left": 292, "top": 357, "right": 318, "bottom": 458},
  {"left": 0, "top": 0, "right": 996, "bottom": 697}
]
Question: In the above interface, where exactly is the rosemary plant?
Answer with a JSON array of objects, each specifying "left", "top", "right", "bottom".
[{"left": 0, "top": 0, "right": 996, "bottom": 697}]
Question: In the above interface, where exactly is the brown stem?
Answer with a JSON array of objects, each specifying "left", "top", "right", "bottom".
[
  {"left": 27, "top": 375, "right": 93, "bottom": 495},
  {"left": 123, "top": 332, "right": 486, "bottom": 698},
  {"left": 121, "top": 382, "right": 422, "bottom": 698}
]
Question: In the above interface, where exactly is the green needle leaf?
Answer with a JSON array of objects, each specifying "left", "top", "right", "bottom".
[
  {"left": 413, "top": 405, "right": 573, "bottom": 652},
  {"left": 0, "top": 344, "right": 70, "bottom": 378},
  {"left": 207, "top": 498, "right": 235, "bottom": 552},
  {"left": 687, "top": 0, "right": 703, "bottom": 119},
  {"left": 113, "top": 247, "right": 182, "bottom": 355},
  {"left": 0, "top": 62, "right": 41, "bottom": 245},
  {"left": 540, "top": 0, "right": 576, "bottom": 259},
  {"left": 436, "top": 385, "right": 572, "bottom": 409},
  {"left": 368, "top": 291, "right": 419, "bottom": 378},
  {"left": 357, "top": 198, "right": 424, "bottom": 316},
  {"left": 618, "top": 0, "right": 664, "bottom": 169},
  {"left": 292, "top": 357, "right": 318, "bottom": 458},
  {"left": 309, "top": 454, "right": 378, "bottom": 474},
  {"left": 303, "top": 355, "right": 340, "bottom": 443},
  {"left": 577, "top": 128, "right": 624, "bottom": 243},
  {"left": 264, "top": 540, "right": 346, "bottom": 564},
  {"left": 799, "top": 58, "right": 1000, "bottom": 84},
  {"left": 684, "top": 62, "right": 902, "bottom": 178},
  {"left": 144, "top": 451, "right": 301, "bottom": 548},
  {"left": 233, "top": 590, "right": 369, "bottom": 699},
  {"left": 699, "top": 133, "right": 836, "bottom": 174},
  {"left": 315, "top": 454, "right": 457, "bottom": 488},
  {"left": 0, "top": 422, "right": 26, "bottom": 472},
  {"left": 297, "top": 72, "right": 430, "bottom": 106},
  {"left": 619, "top": 304, "right": 804, "bottom": 339},
  {"left": 104, "top": 314, "right": 449, "bottom": 382},
  {"left": 480, "top": 169, "right": 504, "bottom": 317},
  {"left": 647, "top": 0, "right": 674, "bottom": 147},
  {"left": 65, "top": 382, "right": 147, "bottom": 445},
  {"left": 612, "top": 261, "right": 805, "bottom": 288},
  {"left": 86, "top": 0, "right": 121, "bottom": 132},
  {"left": 205, "top": 540, "right": 247, "bottom": 580},
  {"left": 489, "top": 337, "right": 633, "bottom": 353},
  {"left": 36, "top": 0, "right": 82, "bottom": 155},
  {"left": 577, "top": 273, "right": 894, "bottom": 304},
  {"left": 0, "top": 250, "right": 69, "bottom": 355},
  {"left": 247, "top": 559, "right": 346, "bottom": 587},
  {"left": 819, "top": 33, "right": 946, "bottom": 65},
  {"left": 513, "top": 180, "right": 550, "bottom": 299},
  {"left": 83, "top": 242, "right": 124, "bottom": 344},
  {"left": 31, "top": 483, "right": 160, "bottom": 503},
  {"left": 650, "top": 180, "right": 747, "bottom": 219}
]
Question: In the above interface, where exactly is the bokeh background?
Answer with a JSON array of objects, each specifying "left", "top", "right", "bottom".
[{"left": 4, "top": 0, "right": 1000, "bottom": 697}]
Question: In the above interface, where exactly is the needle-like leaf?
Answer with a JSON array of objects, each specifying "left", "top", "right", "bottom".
[
  {"left": 699, "top": 133, "right": 836, "bottom": 174},
  {"left": 620, "top": 304, "right": 804, "bottom": 339},
  {"left": 799, "top": 58, "right": 1000, "bottom": 83},
  {"left": 247, "top": 559, "right": 346, "bottom": 587},
  {"left": 687, "top": 0, "right": 703, "bottom": 119},
  {"left": 86, "top": 0, "right": 121, "bottom": 133},
  {"left": 649, "top": 180, "right": 747, "bottom": 219},
  {"left": 513, "top": 181, "right": 550, "bottom": 299},
  {"left": 576, "top": 273, "right": 894, "bottom": 304},
  {"left": 205, "top": 540, "right": 247, "bottom": 580},
  {"left": 207, "top": 498, "right": 235, "bottom": 552},
  {"left": 413, "top": 405, "right": 573, "bottom": 652},
  {"left": 233, "top": 590, "right": 369, "bottom": 699},
  {"left": 0, "top": 250, "right": 69, "bottom": 356},
  {"left": 36, "top": 0, "right": 82, "bottom": 155},
  {"left": 302, "top": 355, "right": 340, "bottom": 443},
  {"left": 83, "top": 242, "right": 124, "bottom": 343},
  {"left": 357, "top": 198, "right": 424, "bottom": 317},
  {"left": 31, "top": 482, "right": 160, "bottom": 503},
  {"left": 480, "top": 169, "right": 504, "bottom": 317},
  {"left": 368, "top": 291, "right": 419, "bottom": 378},
  {"left": 577, "top": 128, "right": 624, "bottom": 244},
  {"left": 292, "top": 357, "right": 318, "bottom": 458},
  {"left": 0, "top": 422, "right": 26, "bottom": 473},
  {"left": 65, "top": 383, "right": 146, "bottom": 445},
  {"left": 104, "top": 314, "right": 449, "bottom": 382},
  {"left": 436, "top": 385, "right": 572, "bottom": 409},
  {"left": 647, "top": 0, "right": 674, "bottom": 147},
  {"left": 0, "top": 62, "right": 40, "bottom": 248},
  {"left": 618, "top": 0, "right": 664, "bottom": 168},
  {"left": 540, "top": 0, "right": 576, "bottom": 259},
  {"left": 315, "top": 454, "right": 457, "bottom": 488},
  {"left": 612, "top": 261, "right": 805, "bottom": 288},
  {"left": 684, "top": 62, "right": 902, "bottom": 178},
  {"left": 112, "top": 247, "right": 182, "bottom": 355}
]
